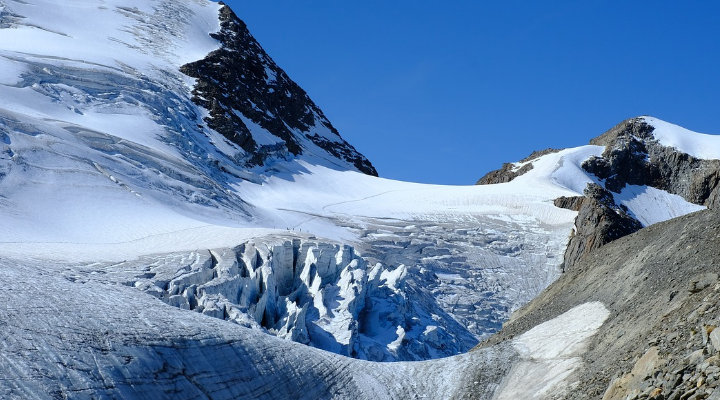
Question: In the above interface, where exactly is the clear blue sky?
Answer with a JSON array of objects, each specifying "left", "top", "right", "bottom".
[{"left": 223, "top": 0, "right": 720, "bottom": 185}]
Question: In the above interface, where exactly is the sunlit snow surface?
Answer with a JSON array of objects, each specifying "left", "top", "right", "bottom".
[
  {"left": 614, "top": 185, "right": 705, "bottom": 227},
  {"left": 0, "top": 0, "right": 709, "bottom": 373},
  {"left": 643, "top": 116, "right": 720, "bottom": 160},
  {"left": 0, "top": 0, "right": 714, "bottom": 397},
  {"left": 0, "top": 0, "right": 609, "bottom": 362},
  {"left": 495, "top": 302, "right": 610, "bottom": 400}
]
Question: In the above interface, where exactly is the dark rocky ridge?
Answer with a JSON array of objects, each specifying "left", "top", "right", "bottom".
[
  {"left": 476, "top": 208, "right": 720, "bottom": 399},
  {"left": 585, "top": 118, "right": 720, "bottom": 208},
  {"left": 559, "top": 184, "right": 643, "bottom": 272},
  {"left": 562, "top": 118, "right": 720, "bottom": 270},
  {"left": 180, "top": 4, "right": 377, "bottom": 176},
  {"left": 480, "top": 118, "right": 720, "bottom": 272}
]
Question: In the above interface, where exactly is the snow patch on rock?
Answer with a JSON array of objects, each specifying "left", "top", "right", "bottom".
[
  {"left": 495, "top": 302, "right": 610, "bottom": 399},
  {"left": 614, "top": 185, "right": 705, "bottom": 227}
]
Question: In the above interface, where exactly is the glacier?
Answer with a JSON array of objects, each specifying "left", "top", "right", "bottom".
[
  {"left": 0, "top": 0, "right": 607, "bottom": 361},
  {"left": 0, "top": 0, "right": 716, "bottom": 398}
]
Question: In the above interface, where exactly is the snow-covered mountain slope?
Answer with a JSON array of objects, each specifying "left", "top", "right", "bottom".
[
  {"left": 0, "top": 0, "right": 718, "bottom": 378},
  {"left": 0, "top": 0, "right": 373, "bottom": 246},
  {"left": 0, "top": 0, "right": 593, "bottom": 362}
]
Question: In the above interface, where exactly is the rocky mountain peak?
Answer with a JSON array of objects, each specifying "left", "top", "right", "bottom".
[
  {"left": 478, "top": 116, "right": 720, "bottom": 271},
  {"left": 588, "top": 117, "right": 655, "bottom": 147},
  {"left": 566, "top": 117, "right": 720, "bottom": 270},
  {"left": 584, "top": 117, "right": 720, "bottom": 207},
  {"left": 180, "top": 4, "right": 377, "bottom": 175}
]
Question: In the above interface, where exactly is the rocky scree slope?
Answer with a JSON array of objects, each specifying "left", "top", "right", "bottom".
[
  {"left": 477, "top": 208, "right": 720, "bottom": 400},
  {"left": 478, "top": 117, "right": 720, "bottom": 271}
]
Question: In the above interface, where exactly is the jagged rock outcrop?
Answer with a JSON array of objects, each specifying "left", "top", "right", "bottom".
[
  {"left": 180, "top": 5, "right": 377, "bottom": 175},
  {"left": 563, "top": 118, "right": 719, "bottom": 270},
  {"left": 476, "top": 162, "right": 534, "bottom": 185},
  {"left": 476, "top": 148, "right": 560, "bottom": 184},
  {"left": 479, "top": 118, "right": 720, "bottom": 273},
  {"left": 558, "top": 184, "right": 643, "bottom": 271},
  {"left": 585, "top": 118, "right": 720, "bottom": 207},
  {"left": 554, "top": 195, "right": 585, "bottom": 211}
]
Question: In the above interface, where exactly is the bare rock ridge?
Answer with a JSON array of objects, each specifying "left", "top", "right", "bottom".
[
  {"left": 180, "top": 4, "right": 377, "bottom": 175},
  {"left": 565, "top": 118, "right": 720, "bottom": 270},
  {"left": 559, "top": 183, "right": 643, "bottom": 272},
  {"left": 476, "top": 208, "right": 720, "bottom": 400},
  {"left": 586, "top": 118, "right": 720, "bottom": 208},
  {"left": 478, "top": 117, "right": 720, "bottom": 271}
]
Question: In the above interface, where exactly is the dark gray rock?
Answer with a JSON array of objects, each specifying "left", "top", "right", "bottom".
[
  {"left": 561, "top": 184, "right": 642, "bottom": 271},
  {"left": 584, "top": 118, "right": 720, "bottom": 207},
  {"left": 563, "top": 118, "right": 720, "bottom": 271},
  {"left": 589, "top": 117, "right": 656, "bottom": 147},
  {"left": 476, "top": 162, "right": 533, "bottom": 185},
  {"left": 479, "top": 117, "right": 720, "bottom": 273},
  {"left": 554, "top": 195, "right": 585, "bottom": 212},
  {"left": 180, "top": 5, "right": 377, "bottom": 175}
]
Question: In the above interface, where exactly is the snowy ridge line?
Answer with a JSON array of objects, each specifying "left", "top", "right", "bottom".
[{"left": 642, "top": 116, "right": 720, "bottom": 160}]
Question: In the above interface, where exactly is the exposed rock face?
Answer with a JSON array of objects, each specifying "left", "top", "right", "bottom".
[
  {"left": 180, "top": 5, "right": 377, "bottom": 175},
  {"left": 560, "top": 184, "right": 642, "bottom": 271},
  {"left": 588, "top": 117, "right": 656, "bottom": 147},
  {"left": 476, "top": 148, "right": 560, "bottom": 185},
  {"left": 553, "top": 195, "right": 585, "bottom": 212},
  {"left": 561, "top": 118, "right": 720, "bottom": 271},
  {"left": 584, "top": 118, "right": 720, "bottom": 207},
  {"left": 479, "top": 118, "right": 720, "bottom": 273}
]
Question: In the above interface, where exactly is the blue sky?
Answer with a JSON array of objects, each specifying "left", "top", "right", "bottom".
[{"left": 224, "top": 1, "right": 720, "bottom": 184}]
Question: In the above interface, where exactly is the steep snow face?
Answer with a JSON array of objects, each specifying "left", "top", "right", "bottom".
[
  {"left": 614, "top": 185, "right": 705, "bottom": 227},
  {"left": 0, "top": 0, "right": 374, "bottom": 246},
  {"left": 643, "top": 116, "right": 720, "bottom": 160}
]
